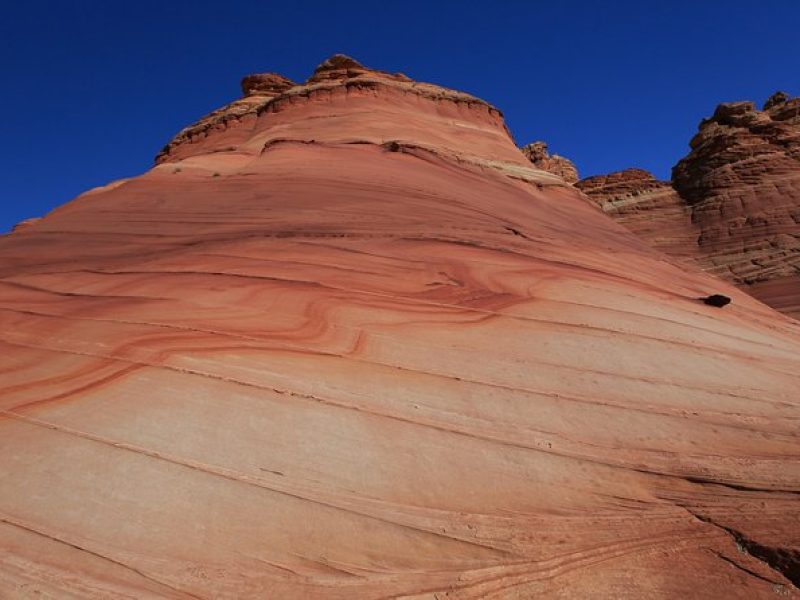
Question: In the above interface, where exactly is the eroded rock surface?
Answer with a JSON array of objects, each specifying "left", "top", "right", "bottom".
[
  {"left": 9, "top": 217, "right": 41, "bottom": 233},
  {"left": 672, "top": 92, "right": 800, "bottom": 316},
  {"left": 578, "top": 92, "right": 800, "bottom": 319},
  {"left": 520, "top": 140, "right": 579, "bottom": 184},
  {"left": 576, "top": 168, "right": 700, "bottom": 260},
  {"left": 1, "top": 58, "right": 799, "bottom": 599}
]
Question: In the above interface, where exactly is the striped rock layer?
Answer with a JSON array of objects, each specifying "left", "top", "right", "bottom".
[
  {"left": 576, "top": 168, "right": 700, "bottom": 261},
  {"left": 520, "top": 141, "right": 580, "bottom": 185},
  {"left": 1, "top": 57, "right": 799, "bottom": 599}
]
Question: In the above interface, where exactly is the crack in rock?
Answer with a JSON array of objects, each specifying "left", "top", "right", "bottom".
[{"left": 687, "top": 508, "right": 800, "bottom": 589}]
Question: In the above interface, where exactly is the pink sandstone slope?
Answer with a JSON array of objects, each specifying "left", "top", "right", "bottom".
[{"left": 0, "top": 56, "right": 799, "bottom": 599}]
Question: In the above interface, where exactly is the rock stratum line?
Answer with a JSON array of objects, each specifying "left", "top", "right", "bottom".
[{"left": 1, "top": 56, "right": 799, "bottom": 599}]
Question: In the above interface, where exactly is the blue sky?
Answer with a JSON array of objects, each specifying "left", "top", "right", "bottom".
[{"left": 1, "top": 0, "right": 799, "bottom": 232}]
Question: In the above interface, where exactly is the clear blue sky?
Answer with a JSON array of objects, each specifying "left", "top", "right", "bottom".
[{"left": 1, "top": 0, "right": 798, "bottom": 232}]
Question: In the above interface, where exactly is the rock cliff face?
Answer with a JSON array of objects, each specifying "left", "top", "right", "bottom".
[
  {"left": 673, "top": 92, "right": 800, "bottom": 316},
  {"left": 578, "top": 92, "right": 800, "bottom": 319},
  {"left": 576, "top": 168, "right": 700, "bottom": 260},
  {"left": 1, "top": 57, "right": 799, "bottom": 599},
  {"left": 520, "top": 140, "right": 579, "bottom": 184}
]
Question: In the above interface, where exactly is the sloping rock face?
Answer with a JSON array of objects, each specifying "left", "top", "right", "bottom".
[
  {"left": 672, "top": 92, "right": 800, "bottom": 317},
  {"left": 576, "top": 168, "right": 700, "bottom": 260},
  {"left": 520, "top": 140, "right": 579, "bottom": 184},
  {"left": 1, "top": 57, "right": 799, "bottom": 599}
]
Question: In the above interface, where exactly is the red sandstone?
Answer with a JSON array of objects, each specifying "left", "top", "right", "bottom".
[
  {"left": 0, "top": 57, "right": 799, "bottom": 598},
  {"left": 577, "top": 92, "right": 800, "bottom": 320},
  {"left": 520, "top": 141, "right": 579, "bottom": 184}
]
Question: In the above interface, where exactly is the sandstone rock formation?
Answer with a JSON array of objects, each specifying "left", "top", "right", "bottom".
[
  {"left": 156, "top": 72, "right": 297, "bottom": 162},
  {"left": 576, "top": 168, "right": 700, "bottom": 260},
  {"left": 9, "top": 217, "right": 41, "bottom": 233},
  {"left": 240, "top": 72, "right": 296, "bottom": 96},
  {"left": 578, "top": 92, "right": 800, "bottom": 319},
  {"left": 672, "top": 92, "right": 800, "bottom": 317},
  {"left": 1, "top": 57, "right": 799, "bottom": 599},
  {"left": 520, "top": 140, "right": 579, "bottom": 184}
]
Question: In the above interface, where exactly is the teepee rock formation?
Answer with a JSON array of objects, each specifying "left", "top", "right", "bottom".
[
  {"left": 578, "top": 92, "right": 800, "bottom": 319},
  {"left": 673, "top": 92, "right": 800, "bottom": 317},
  {"left": 1, "top": 56, "right": 799, "bottom": 599},
  {"left": 520, "top": 141, "right": 580, "bottom": 184}
]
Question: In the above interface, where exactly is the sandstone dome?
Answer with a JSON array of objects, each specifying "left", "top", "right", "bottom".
[{"left": 1, "top": 56, "right": 798, "bottom": 598}]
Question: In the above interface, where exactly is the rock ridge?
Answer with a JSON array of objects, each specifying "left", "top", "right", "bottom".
[
  {"left": 156, "top": 54, "right": 506, "bottom": 165},
  {"left": 520, "top": 141, "right": 579, "bottom": 184}
]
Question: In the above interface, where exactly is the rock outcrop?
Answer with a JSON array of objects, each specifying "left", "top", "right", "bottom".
[
  {"left": 1, "top": 57, "right": 799, "bottom": 599},
  {"left": 672, "top": 92, "right": 800, "bottom": 316},
  {"left": 576, "top": 168, "right": 700, "bottom": 259},
  {"left": 156, "top": 71, "right": 296, "bottom": 162},
  {"left": 578, "top": 92, "right": 800, "bottom": 319},
  {"left": 155, "top": 54, "right": 540, "bottom": 181},
  {"left": 9, "top": 217, "right": 41, "bottom": 233},
  {"left": 520, "top": 140, "right": 579, "bottom": 183},
  {"left": 240, "top": 72, "right": 296, "bottom": 96}
]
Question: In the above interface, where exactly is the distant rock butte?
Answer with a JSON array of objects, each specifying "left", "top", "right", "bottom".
[
  {"left": 1, "top": 58, "right": 799, "bottom": 599},
  {"left": 577, "top": 92, "right": 800, "bottom": 319},
  {"left": 520, "top": 141, "right": 579, "bottom": 184},
  {"left": 576, "top": 168, "right": 700, "bottom": 260}
]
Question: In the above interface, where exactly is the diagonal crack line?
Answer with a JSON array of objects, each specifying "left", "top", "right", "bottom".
[
  {"left": 682, "top": 475, "right": 800, "bottom": 496},
  {"left": 683, "top": 506, "right": 800, "bottom": 589},
  {"left": 708, "top": 549, "right": 783, "bottom": 586},
  {"left": 3, "top": 334, "right": 798, "bottom": 497},
  {"left": 0, "top": 515, "right": 206, "bottom": 599}
]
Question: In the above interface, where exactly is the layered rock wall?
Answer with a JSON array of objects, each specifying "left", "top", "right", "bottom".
[
  {"left": 577, "top": 92, "right": 800, "bottom": 318},
  {"left": 672, "top": 93, "right": 800, "bottom": 315},
  {"left": 520, "top": 141, "right": 579, "bottom": 184},
  {"left": 576, "top": 168, "right": 699, "bottom": 259}
]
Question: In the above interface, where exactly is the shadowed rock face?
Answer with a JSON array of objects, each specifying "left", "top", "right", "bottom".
[
  {"left": 1, "top": 57, "right": 800, "bottom": 599},
  {"left": 577, "top": 92, "right": 800, "bottom": 319}
]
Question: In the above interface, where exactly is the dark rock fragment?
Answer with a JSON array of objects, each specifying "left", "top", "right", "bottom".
[{"left": 701, "top": 294, "right": 731, "bottom": 307}]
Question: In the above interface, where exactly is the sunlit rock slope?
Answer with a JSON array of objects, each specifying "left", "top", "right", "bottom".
[{"left": 1, "top": 56, "right": 799, "bottom": 599}]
